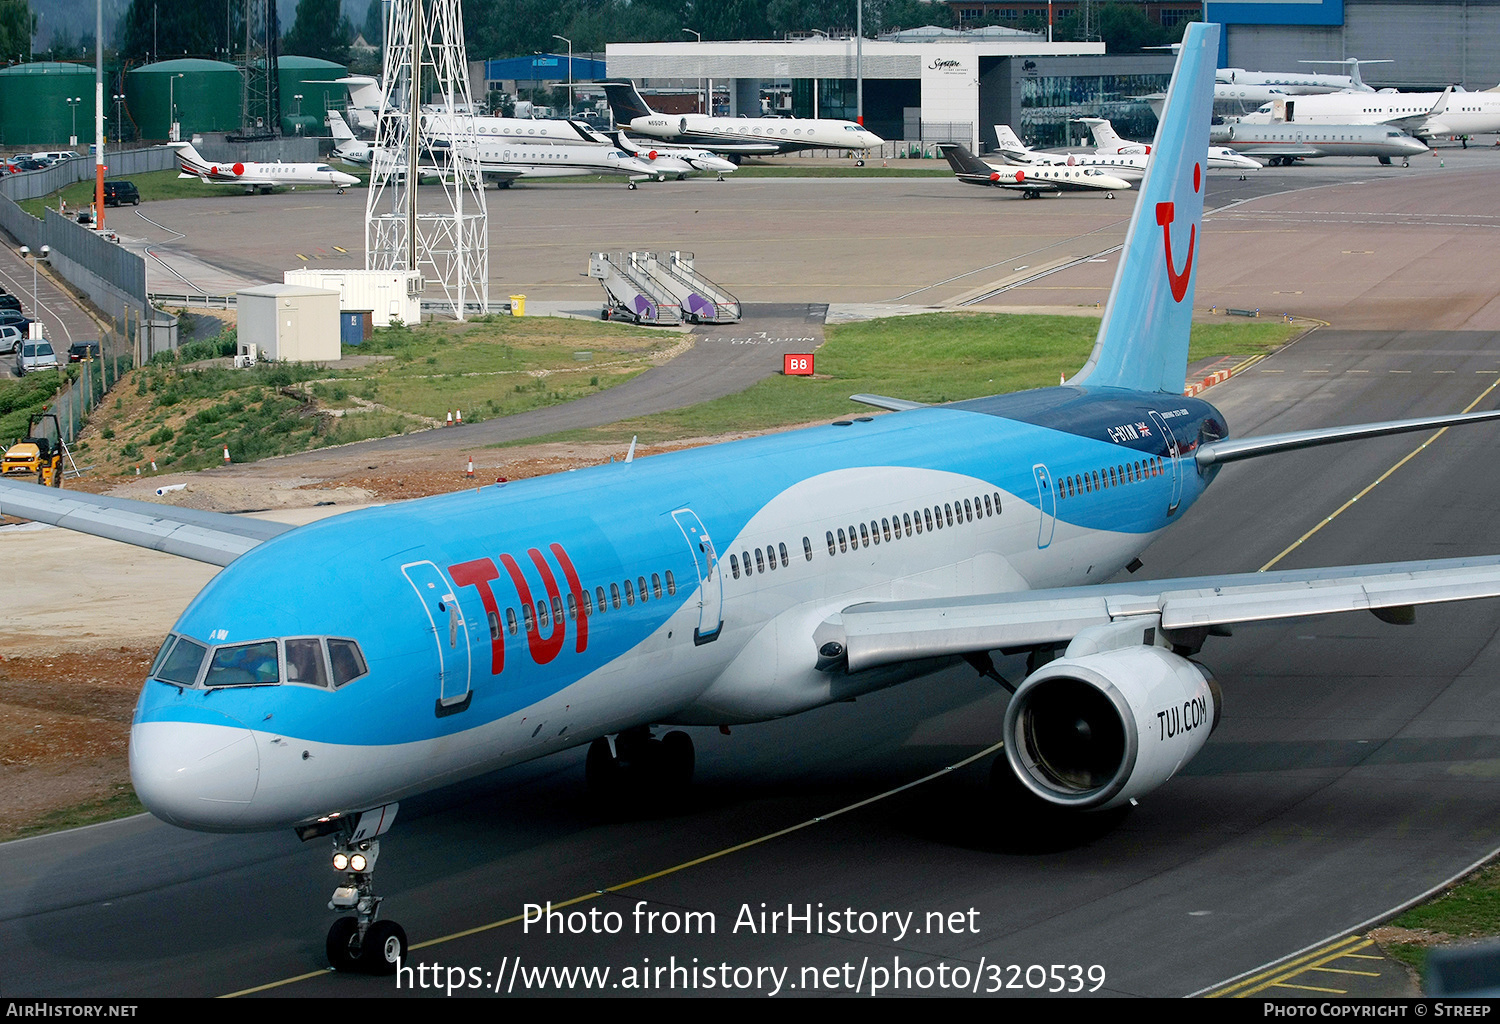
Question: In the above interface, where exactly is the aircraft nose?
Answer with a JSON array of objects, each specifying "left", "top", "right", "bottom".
[{"left": 130, "top": 713, "right": 260, "bottom": 830}]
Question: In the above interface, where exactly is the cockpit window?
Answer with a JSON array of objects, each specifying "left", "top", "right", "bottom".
[
  {"left": 204, "top": 640, "right": 280, "bottom": 687},
  {"left": 155, "top": 636, "right": 208, "bottom": 686},
  {"left": 327, "top": 639, "right": 369, "bottom": 687},
  {"left": 285, "top": 638, "right": 330, "bottom": 688}
]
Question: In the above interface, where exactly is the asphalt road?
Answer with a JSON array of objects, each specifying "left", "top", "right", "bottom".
[{"left": 6, "top": 156, "right": 1500, "bottom": 999}]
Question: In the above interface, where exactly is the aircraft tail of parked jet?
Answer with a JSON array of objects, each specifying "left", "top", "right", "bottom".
[
  {"left": 600, "top": 81, "right": 657, "bottom": 125},
  {"left": 326, "top": 110, "right": 371, "bottom": 165},
  {"left": 1070, "top": 22, "right": 1216, "bottom": 395},
  {"left": 993, "top": 124, "right": 1031, "bottom": 157}
]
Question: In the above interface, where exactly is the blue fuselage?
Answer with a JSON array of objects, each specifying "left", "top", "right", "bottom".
[{"left": 129, "top": 386, "right": 1228, "bottom": 832}]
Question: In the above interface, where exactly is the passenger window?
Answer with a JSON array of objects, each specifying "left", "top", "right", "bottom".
[
  {"left": 204, "top": 640, "right": 280, "bottom": 688},
  {"left": 754, "top": 548, "right": 765, "bottom": 573},
  {"left": 537, "top": 600, "right": 550, "bottom": 630},
  {"left": 869, "top": 521, "right": 879, "bottom": 545},
  {"left": 637, "top": 576, "right": 648, "bottom": 602},
  {"left": 779, "top": 543, "right": 788, "bottom": 567},
  {"left": 964, "top": 499, "right": 973, "bottom": 521},
  {"left": 984, "top": 493, "right": 992, "bottom": 515},
  {"left": 567, "top": 593, "right": 577, "bottom": 620},
  {"left": 765, "top": 546, "right": 777, "bottom": 571},
  {"left": 742, "top": 549, "right": 753, "bottom": 572},
  {"left": 944, "top": 503, "right": 953, "bottom": 527},
  {"left": 666, "top": 570, "right": 676, "bottom": 596},
  {"left": 922, "top": 508, "right": 932, "bottom": 531},
  {"left": 848, "top": 524, "right": 859, "bottom": 547},
  {"left": 624, "top": 579, "right": 635, "bottom": 605},
  {"left": 838, "top": 528, "right": 847, "bottom": 552},
  {"left": 804, "top": 537, "right": 813, "bottom": 561},
  {"left": 553, "top": 595, "right": 565, "bottom": 621},
  {"left": 327, "top": 639, "right": 369, "bottom": 687},
  {"left": 595, "top": 587, "right": 607, "bottom": 614},
  {"left": 286, "top": 638, "right": 330, "bottom": 688},
  {"left": 993, "top": 491, "right": 1002, "bottom": 513},
  {"left": 859, "top": 523, "right": 869, "bottom": 546},
  {"left": 611, "top": 583, "right": 621, "bottom": 610},
  {"left": 507, "top": 608, "right": 519, "bottom": 634},
  {"left": 486, "top": 610, "right": 501, "bottom": 639},
  {"left": 881, "top": 518, "right": 891, "bottom": 542},
  {"left": 581, "top": 590, "right": 593, "bottom": 616},
  {"left": 903, "top": 512, "right": 912, "bottom": 535},
  {"left": 827, "top": 530, "right": 836, "bottom": 556},
  {"left": 934, "top": 506, "right": 944, "bottom": 530},
  {"left": 652, "top": 573, "right": 662, "bottom": 598}
]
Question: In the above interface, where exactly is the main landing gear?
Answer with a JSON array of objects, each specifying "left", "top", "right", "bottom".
[
  {"left": 586, "top": 726, "right": 695, "bottom": 809},
  {"left": 323, "top": 813, "right": 408, "bottom": 974}
]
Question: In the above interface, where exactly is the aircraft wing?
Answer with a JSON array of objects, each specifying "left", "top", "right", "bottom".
[
  {"left": 818, "top": 556, "right": 1500, "bottom": 673},
  {"left": 0, "top": 478, "right": 292, "bottom": 567},
  {"left": 1382, "top": 85, "right": 1452, "bottom": 135}
]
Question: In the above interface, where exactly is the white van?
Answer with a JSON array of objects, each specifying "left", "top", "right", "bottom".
[{"left": 31, "top": 150, "right": 78, "bottom": 163}]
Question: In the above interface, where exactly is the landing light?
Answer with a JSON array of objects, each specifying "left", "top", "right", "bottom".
[
  {"left": 349, "top": 853, "right": 369, "bottom": 872},
  {"left": 333, "top": 852, "right": 350, "bottom": 871}
]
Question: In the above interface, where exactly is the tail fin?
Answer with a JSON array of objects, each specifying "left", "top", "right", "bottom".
[
  {"left": 335, "top": 75, "right": 384, "bottom": 111},
  {"left": 992, "top": 124, "right": 1029, "bottom": 155},
  {"left": 1069, "top": 21, "right": 1218, "bottom": 395},
  {"left": 1081, "top": 117, "right": 1132, "bottom": 153},
  {"left": 168, "top": 140, "right": 210, "bottom": 176},
  {"left": 601, "top": 82, "right": 655, "bottom": 125},
  {"left": 327, "top": 109, "right": 355, "bottom": 142},
  {"left": 937, "top": 143, "right": 990, "bottom": 175}
]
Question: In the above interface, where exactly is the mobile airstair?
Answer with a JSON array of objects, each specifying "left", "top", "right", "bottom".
[
  {"left": 589, "top": 252, "right": 682, "bottom": 325},
  {"left": 636, "top": 251, "right": 741, "bottom": 324}
]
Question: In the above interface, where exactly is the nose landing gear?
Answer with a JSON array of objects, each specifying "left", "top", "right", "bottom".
[{"left": 315, "top": 806, "right": 408, "bottom": 974}]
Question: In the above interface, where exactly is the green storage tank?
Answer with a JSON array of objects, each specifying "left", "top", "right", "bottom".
[
  {"left": 0, "top": 62, "right": 97, "bottom": 148},
  {"left": 278, "top": 56, "right": 347, "bottom": 137},
  {"left": 127, "top": 59, "right": 242, "bottom": 141}
]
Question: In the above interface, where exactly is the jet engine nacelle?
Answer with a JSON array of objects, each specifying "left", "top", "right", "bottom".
[{"left": 1002, "top": 646, "right": 1221, "bottom": 811}]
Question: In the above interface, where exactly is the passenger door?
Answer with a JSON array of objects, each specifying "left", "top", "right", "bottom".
[{"left": 402, "top": 560, "right": 472, "bottom": 710}]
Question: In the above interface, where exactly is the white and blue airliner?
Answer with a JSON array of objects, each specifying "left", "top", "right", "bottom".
[{"left": 6, "top": 23, "right": 1500, "bottom": 975}]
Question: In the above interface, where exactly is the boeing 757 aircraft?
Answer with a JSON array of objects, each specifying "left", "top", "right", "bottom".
[
  {"left": 601, "top": 81, "right": 884, "bottom": 159},
  {"left": 939, "top": 142, "right": 1133, "bottom": 198},
  {"left": 10, "top": 23, "right": 1500, "bottom": 976},
  {"left": 171, "top": 141, "right": 360, "bottom": 194}
]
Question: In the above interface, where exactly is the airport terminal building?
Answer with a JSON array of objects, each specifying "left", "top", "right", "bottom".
[{"left": 605, "top": 31, "right": 1176, "bottom": 152}]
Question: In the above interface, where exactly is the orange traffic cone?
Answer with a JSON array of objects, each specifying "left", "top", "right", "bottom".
[
  {"left": 455, "top": 409, "right": 463, "bottom": 425},
  {"left": 465, "top": 458, "right": 474, "bottom": 478},
  {"left": 223, "top": 447, "right": 231, "bottom": 464},
  {"left": 445, "top": 411, "right": 453, "bottom": 427}
]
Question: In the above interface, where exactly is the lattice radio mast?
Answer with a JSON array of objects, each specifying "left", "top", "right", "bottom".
[
  {"left": 364, "top": 0, "right": 489, "bottom": 319},
  {"left": 238, "top": 0, "right": 281, "bottom": 140}
]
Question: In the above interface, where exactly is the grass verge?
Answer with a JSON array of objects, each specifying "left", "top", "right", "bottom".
[
  {"left": 3, "top": 785, "right": 144, "bottom": 842},
  {"left": 75, "top": 314, "right": 675, "bottom": 474},
  {"left": 1379, "top": 863, "right": 1500, "bottom": 987},
  {"left": 494, "top": 312, "right": 1303, "bottom": 448}
]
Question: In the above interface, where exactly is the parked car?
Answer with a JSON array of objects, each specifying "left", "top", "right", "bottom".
[
  {"left": 14, "top": 339, "right": 58, "bottom": 375},
  {"left": 31, "top": 150, "right": 78, "bottom": 163},
  {"left": 67, "top": 340, "right": 99, "bottom": 362},
  {"left": 103, "top": 180, "right": 140, "bottom": 206},
  {"left": 0, "top": 293, "right": 23, "bottom": 313},
  {"left": 0, "top": 309, "right": 33, "bottom": 333},
  {"left": 0, "top": 323, "right": 22, "bottom": 355}
]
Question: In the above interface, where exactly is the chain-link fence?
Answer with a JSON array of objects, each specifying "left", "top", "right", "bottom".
[{"left": 33, "top": 306, "right": 138, "bottom": 465}]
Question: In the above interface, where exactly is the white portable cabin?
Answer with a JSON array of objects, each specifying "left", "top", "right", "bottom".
[
  {"left": 237, "top": 284, "right": 342, "bottom": 363},
  {"left": 283, "top": 269, "right": 423, "bottom": 326}
]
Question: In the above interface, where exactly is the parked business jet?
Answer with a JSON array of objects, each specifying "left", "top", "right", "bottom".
[
  {"left": 11, "top": 23, "right": 1500, "bottom": 976},
  {"left": 170, "top": 141, "right": 360, "bottom": 194},
  {"left": 1076, "top": 117, "right": 1262, "bottom": 172},
  {"left": 446, "top": 137, "right": 660, "bottom": 189},
  {"left": 1216, "top": 59, "right": 1386, "bottom": 97},
  {"left": 992, "top": 124, "right": 1149, "bottom": 180},
  {"left": 601, "top": 80, "right": 884, "bottom": 158},
  {"left": 599, "top": 129, "right": 739, "bottom": 180},
  {"left": 1237, "top": 85, "right": 1500, "bottom": 138},
  {"left": 940, "top": 142, "right": 1132, "bottom": 198},
  {"left": 1210, "top": 120, "right": 1429, "bottom": 165}
]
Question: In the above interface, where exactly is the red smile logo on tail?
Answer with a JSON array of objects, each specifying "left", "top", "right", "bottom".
[{"left": 1157, "top": 162, "right": 1201, "bottom": 303}]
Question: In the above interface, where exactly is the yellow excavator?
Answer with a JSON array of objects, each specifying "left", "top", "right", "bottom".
[{"left": 2, "top": 413, "right": 65, "bottom": 487}]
